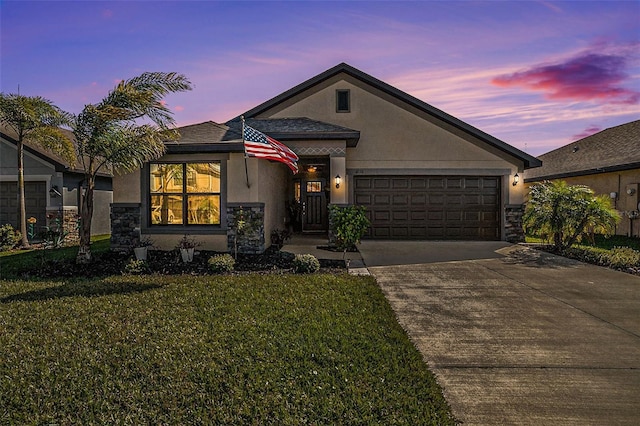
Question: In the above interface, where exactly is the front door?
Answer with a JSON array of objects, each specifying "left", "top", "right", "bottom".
[{"left": 302, "top": 179, "right": 327, "bottom": 232}]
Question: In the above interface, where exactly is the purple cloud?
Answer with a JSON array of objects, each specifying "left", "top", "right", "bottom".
[
  {"left": 492, "top": 51, "right": 639, "bottom": 105},
  {"left": 572, "top": 125, "right": 602, "bottom": 140}
]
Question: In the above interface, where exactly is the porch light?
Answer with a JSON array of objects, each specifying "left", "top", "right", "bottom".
[
  {"left": 335, "top": 174, "right": 341, "bottom": 189},
  {"left": 512, "top": 173, "right": 519, "bottom": 186},
  {"left": 49, "top": 185, "right": 62, "bottom": 197}
]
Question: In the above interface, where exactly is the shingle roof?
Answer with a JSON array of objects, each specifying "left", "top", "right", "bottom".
[
  {"left": 164, "top": 117, "right": 361, "bottom": 155},
  {"left": 166, "top": 121, "right": 239, "bottom": 143},
  {"left": 226, "top": 117, "right": 360, "bottom": 146},
  {"left": 525, "top": 120, "right": 640, "bottom": 182},
  {"left": 232, "top": 62, "right": 541, "bottom": 169},
  {"left": 164, "top": 121, "right": 244, "bottom": 154}
]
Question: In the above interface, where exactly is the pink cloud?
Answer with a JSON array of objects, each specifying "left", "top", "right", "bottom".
[
  {"left": 174, "top": 105, "right": 184, "bottom": 112},
  {"left": 537, "top": 1, "right": 563, "bottom": 14},
  {"left": 492, "top": 51, "right": 640, "bottom": 105},
  {"left": 572, "top": 125, "right": 602, "bottom": 140}
]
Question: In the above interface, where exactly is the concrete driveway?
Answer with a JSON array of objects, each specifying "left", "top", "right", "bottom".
[{"left": 358, "top": 241, "right": 640, "bottom": 425}]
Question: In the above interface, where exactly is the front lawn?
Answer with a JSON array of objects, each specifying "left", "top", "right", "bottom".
[
  {"left": 0, "top": 234, "right": 111, "bottom": 278},
  {"left": 0, "top": 274, "right": 455, "bottom": 424}
]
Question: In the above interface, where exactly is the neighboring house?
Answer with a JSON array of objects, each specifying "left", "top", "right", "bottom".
[
  {"left": 0, "top": 127, "right": 113, "bottom": 243},
  {"left": 111, "top": 63, "right": 541, "bottom": 253},
  {"left": 525, "top": 120, "right": 640, "bottom": 238}
]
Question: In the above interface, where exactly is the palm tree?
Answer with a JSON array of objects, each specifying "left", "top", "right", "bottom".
[
  {"left": 0, "top": 94, "right": 74, "bottom": 248},
  {"left": 523, "top": 180, "right": 620, "bottom": 251},
  {"left": 72, "top": 72, "right": 192, "bottom": 263}
]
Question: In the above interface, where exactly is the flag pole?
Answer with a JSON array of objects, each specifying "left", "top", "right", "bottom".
[{"left": 241, "top": 116, "right": 250, "bottom": 188}]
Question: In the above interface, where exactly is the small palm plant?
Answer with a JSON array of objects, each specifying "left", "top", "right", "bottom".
[{"left": 523, "top": 180, "right": 620, "bottom": 251}]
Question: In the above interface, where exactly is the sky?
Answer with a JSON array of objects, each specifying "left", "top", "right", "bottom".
[{"left": 1, "top": 1, "right": 638, "bottom": 157}]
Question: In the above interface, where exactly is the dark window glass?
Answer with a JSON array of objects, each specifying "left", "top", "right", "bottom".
[{"left": 336, "top": 89, "right": 350, "bottom": 112}]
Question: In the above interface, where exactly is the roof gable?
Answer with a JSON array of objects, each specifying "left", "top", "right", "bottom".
[
  {"left": 525, "top": 120, "right": 640, "bottom": 182},
  {"left": 235, "top": 62, "right": 541, "bottom": 169},
  {"left": 1, "top": 126, "right": 73, "bottom": 172},
  {"left": 1, "top": 124, "right": 113, "bottom": 177}
]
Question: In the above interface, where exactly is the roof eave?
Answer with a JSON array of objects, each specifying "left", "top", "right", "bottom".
[
  {"left": 234, "top": 63, "right": 540, "bottom": 168},
  {"left": 164, "top": 142, "right": 245, "bottom": 154},
  {"left": 524, "top": 161, "right": 640, "bottom": 183}
]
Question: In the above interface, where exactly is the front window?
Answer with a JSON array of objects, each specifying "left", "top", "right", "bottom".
[{"left": 150, "top": 162, "right": 221, "bottom": 225}]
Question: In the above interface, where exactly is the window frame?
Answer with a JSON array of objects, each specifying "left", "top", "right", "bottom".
[
  {"left": 146, "top": 160, "right": 224, "bottom": 231},
  {"left": 336, "top": 89, "right": 350, "bottom": 113}
]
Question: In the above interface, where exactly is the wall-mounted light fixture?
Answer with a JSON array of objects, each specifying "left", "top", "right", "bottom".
[
  {"left": 335, "top": 174, "right": 341, "bottom": 189},
  {"left": 627, "top": 188, "right": 636, "bottom": 195},
  {"left": 49, "top": 185, "right": 62, "bottom": 198},
  {"left": 512, "top": 173, "right": 519, "bottom": 186},
  {"left": 610, "top": 192, "right": 618, "bottom": 199}
]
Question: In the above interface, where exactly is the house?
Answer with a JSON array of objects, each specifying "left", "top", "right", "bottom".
[
  {"left": 0, "top": 127, "right": 112, "bottom": 243},
  {"left": 525, "top": 120, "right": 640, "bottom": 237},
  {"left": 110, "top": 63, "right": 541, "bottom": 252}
]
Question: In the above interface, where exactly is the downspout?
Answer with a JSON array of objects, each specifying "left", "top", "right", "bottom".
[{"left": 616, "top": 173, "right": 620, "bottom": 235}]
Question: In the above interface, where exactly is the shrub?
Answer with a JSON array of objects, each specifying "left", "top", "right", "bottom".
[
  {"left": 329, "top": 205, "right": 370, "bottom": 254},
  {"left": 602, "top": 246, "right": 640, "bottom": 269},
  {"left": 0, "top": 224, "right": 22, "bottom": 251},
  {"left": 208, "top": 254, "right": 235, "bottom": 273},
  {"left": 123, "top": 259, "right": 149, "bottom": 275},
  {"left": 564, "top": 246, "right": 608, "bottom": 265},
  {"left": 292, "top": 254, "right": 320, "bottom": 274}
]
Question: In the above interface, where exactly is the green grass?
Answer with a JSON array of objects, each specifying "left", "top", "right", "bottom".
[
  {"left": 526, "top": 233, "right": 640, "bottom": 250},
  {"left": 0, "top": 234, "right": 111, "bottom": 278},
  {"left": 0, "top": 273, "right": 455, "bottom": 424},
  {"left": 581, "top": 234, "right": 640, "bottom": 251}
]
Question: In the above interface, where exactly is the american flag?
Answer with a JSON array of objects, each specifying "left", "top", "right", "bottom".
[{"left": 243, "top": 123, "right": 299, "bottom": 174}]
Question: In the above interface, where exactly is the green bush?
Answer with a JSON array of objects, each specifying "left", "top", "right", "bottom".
[
  {"left": 329, "top": 205, "right": 370, "bottom": 251},
  {"left": 0, "top": 224, "right": 22, "bottom": 251},
  {"left": 562, "top": 245, "right": 640, "bottom": 270},
  {"left": 208, "top": 254, "right": 235, "bottom": 273},
  {"left": 292, "top": 253, "right": 320, "bottom": 274},
  {"left": 123, "top": 259, "right": 149, "bottom": 275},
  {"left": 602, "top": 246, "right": 640, "bottom": 269},
  {"left": 564, "top": 246, "right": 608, "bottom": 265}
]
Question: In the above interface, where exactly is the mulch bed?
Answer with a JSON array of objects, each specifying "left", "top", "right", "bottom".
[
  {"left": 23, "top": 247, "right": 346, "bottom": 279},
  {"left": 529, "top": 244, "right": 640, "bottom": 276}
]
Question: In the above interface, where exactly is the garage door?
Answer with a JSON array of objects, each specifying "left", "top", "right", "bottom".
[
  {"left": 354, "top": 176, "right": 500, "bottom": 240},
  {"left": 0, "top": 181, "right": 47, "bottom": 230}
]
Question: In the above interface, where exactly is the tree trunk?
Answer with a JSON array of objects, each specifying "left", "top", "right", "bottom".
[
  {"left": 76, "top": 176, "right": 95, "bottom": 264},
  {"left": 565, "top": 218, "right": 589, "bottom": 250},
  {"left": 553, "top": 232, "right": 563, "bottom": 251},
  {"left": 17, "top": 140, "right": 30, "bottom": 248}
]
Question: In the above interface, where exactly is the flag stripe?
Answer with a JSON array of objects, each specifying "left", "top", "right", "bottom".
[{"left": 243, "top": 124, "right": 299, "bottom": 173}]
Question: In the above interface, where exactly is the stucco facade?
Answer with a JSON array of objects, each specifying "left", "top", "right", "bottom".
[
  {"left": 257, "top": 74, "right": 527, "bottom": 206},
  {"left": 525, "top": 120, "right": 640, "bottom": 238},
  {"left": 111, "top": 63, "right": 540, "bottom": 252},
  {"left": 526, "top": 170, "right": 640, "bottom": 237}
]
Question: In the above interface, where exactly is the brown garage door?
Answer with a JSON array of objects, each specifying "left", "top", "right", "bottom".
[
  {"left": 354, "top": 176, "right": 500, "bottom": 240},
  {"left": 0, "top": 181, "right": 47, "bottom": 230}
]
